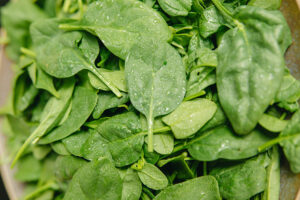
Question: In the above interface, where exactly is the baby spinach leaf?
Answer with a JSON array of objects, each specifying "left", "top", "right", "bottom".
[
  {"left": 262, "top": 146, "right": 280, "bottom": 200},
  {"left": 59, "top": 0, "right": 171, "bottom": 59},
  {"left": 275, "top": 74, "right": 300, "bottom": 103},
  {"left": 39, "top": 86, "right": 98, "bottom": 144},
  {"left": 279, "top": 110, "right": 300, "bottom": 173},
  {"left": 200, "top": 103, "right": 227, "bottom": 132},
  {"left": 216, "top": 6, "right": 285, "bottom": 135},
  {"left": 199, "top": 5, "right": 226, "bottom": 38},
  {"left": 188, "top": 126, "right": 273, "bottom": 161},
  {"left": 15, "top": 154, "right": 42, "bottom": 182},
  {"left": 62, "top": 131, "right": 90, "bottom": 157},
  {"left": 1, "top": 0, "right": 47, "bottom": 61},
  {"left": 188, "top": 49, "right": 218, "bottom": 70},
  {"left": 51, "top": 141, "right": 71, "bottom": 156},
  {"left": 12, "top": 78, "right": 75, "bottom": 167},
  {"left": 162, "top": 99, "right": 217, "bottom": 139},
  {"left": 55, "top": 156, "right": 87, "bottom": 181},
  {"left": 258, "top": 113, "right": 287, "bottom": 132},
  {"left": 248, "top": 0, "right": 281, "bottom": 10},
  {"left": 153, "top": 176, "right": 221, "bottom": 200},
  {"left": 146, "top": 133, "right": 174, "bottom": 155},
  {"left": 97, "top": 112, "right": 144, "bottom": 167},
  {"left": 17, "top": 84, "right": 39, "bottom": 112},
  {"left": 31, "top": 18, "right": 122, "bottom": 97},
  {"left": 126, "top": 41, "right": 186, "bottom": 151},
  {"left": 64, "top": 158, "right": 123, "bottom": 200},
  {"left": 185, "top": 67, "right": 216, "bottom": 100},
  {"left": 210, "top": 154, "right": 269, "bottom": 200},
  {"left": 92, "top": 91, "right": 129, "bottom": 119},
  {"left": 158, "top": 0, "right": 192, "bottom": 16},
  {"left": 32, "top": 145, "right": 51, "bottom": 160},
  {"left": 88, "top": 69, "right": 127, "bottom": 92},
  {"left": 137, "top": 163, "right": 168, "bottom": 190},
  {"left": 81, "top": 130, "right": 112, "bottom": 161},
  {"left": 27, "top": 62, "right": 59, "bottom": 98},
  {"left": 121, "top": 169, "right": 142, "bottom": 200}
]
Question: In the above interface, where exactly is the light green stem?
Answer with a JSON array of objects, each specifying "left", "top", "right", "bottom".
[
  {"left": 63, "top": 0, "right": 72, "bottom": 13},
  {"left": 258, "top": 133, "right": 300, "bottom": 152},
  {"left": 211, "top": 0, "right": 234, "bottom": 21},
  {"left": 20, "top": 47, "right": 36, "bottom": 58},
  {"left": 147, "top": 117, "right": 154, "bottom": 152},
  {"left": 25, "top": 181, "right": 57, "bottom": 200}
]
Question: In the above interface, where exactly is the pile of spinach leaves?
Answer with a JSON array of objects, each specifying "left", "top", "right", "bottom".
[{"left": 1, "top": 0, "right": 299, "bottom": 199}]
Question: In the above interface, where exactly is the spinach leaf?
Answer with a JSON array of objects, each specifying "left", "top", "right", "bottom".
[
  {"left": 248, "top": 0, "right": 281, "bottom": 10},
  {"left": 12, "top": 78, "right": 75, "bottom": 167},
  {"left": 55, "top": 155, "right": 87, "bottom": 181},
  {"left": 15, "top": 154, "right": 42, "bottom": 182},
  {"left": 162, "top": 99, "right": 217, "bottom": 139},
  {"left": 96, "top": 112, "right": 144, "bottom": 167},
  {"left": 30, "top": 18, "right": 122, "bottom": 97},
  {"left": 258, "top": 113, "right": 287, "bottom": 132},
  {"left": 137, "top": 163, "right": 168, "bottom": 190},
  {"left": 275, "top": 74, "right": 300, "bottom": 104},
  {"left": 39, "top": 86, "right": 98, "bottom": 144},
  {"left": 125, "top": 41, "right": 186, "bottom": 151},
  {"left": 59, "top": 0, "right": 171, "bottom": 59},
  {"left": 158, "top": 0, "right": 192, "bottom": 16},
  {"left": 64, "top": 158, "right": 123, "bottom": 200},
  {"left": 62, "top": 131, "right": 90, "bottom": 157},
  {"left": 146, "top": 133, "right": 174, "bottom": 155},
  {"left": 210, "top": 154, "right": 269, "bottom": 200},
  {"left": 153, "top": 176, "right": 222, "bottom": 200},
  {"left": 262, "top": 146, "right": 280, "bottom": 200},
  {"left": 121, "top": 169, "right": 142, "bottom": 200},
  {"left": 188, "top": 126, "right": 273, "bottom": 161},
  {"left": 216, "top": 6, "right": 285, "bottom": 134},
  {"left": 51, "top": 141, "right": 71, "bottom": 156},
  {"left": 92, "top": 91, "right": 129, "bottom": 119},
  {"left": 1, "top": 0, "right": 47, "bottom": 61}
]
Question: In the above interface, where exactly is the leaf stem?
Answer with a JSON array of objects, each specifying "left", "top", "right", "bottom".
[
  {"left": 25, "top": 181, "right": 58, "bottom": 200},
  {"left": 211, "top": 0, "right": 234, "bottom": 21},
  {"left": 147, "top": 117, "right": 154, "bottom": 152},
  {"left": 89, "top": 67, "right": 122, "bottom": 97},
  {"left": 20, "top": 47, "right": 36, "bottom": 58},
  {"left": 63, "top": 0, "right": 72, "bottom": 13},
  {"left": 258, "top": 134, "right": 300, "bottom": 152}
]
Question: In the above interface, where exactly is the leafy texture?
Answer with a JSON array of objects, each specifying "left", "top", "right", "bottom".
[
  {"left": 137, "top": 163, "right": 168, "bottom": 190},
  {"left": 60, "top": 0, "right": 171, "bottom": 59},
  {"left": 162, "top": 99, "right": 217, "bottom": 139},
  {"left": 210, "top": 154, "right": 269, "bottom": 200},
  {"left": 188, "top": 126, "right": 273, "bottom": 161},
  {"left": 258, "top": 113, "right": 287, "bottom": 132},
  {"left": 154, "top": 176, "right": 221, "bottom": 200},
  {"left": 158, "top": 0, "right": 192, "bottom": 16},
  {"left": 126, "top": 41, "right": 186, "bottom": 151},
  {"left": 217, "top": 6, "right": 285, "bottom": 134}
]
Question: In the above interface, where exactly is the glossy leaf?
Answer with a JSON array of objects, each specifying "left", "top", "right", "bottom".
[
  {"left": 158, "top": 0, "right": 192, "bottom": 16},
  {"left": 162, "top": 99, "right": 217, "bottom": 139},
  {"left": 154, "top": 176, "right": 221, "bottom": 200},
  {"left": 121, "top": 169, "right": 142, "bottom": 200},
  {"left": 137, "top": 163, "right": 168, "bottom": 190},
  {"left": 62, "top": 131, "right": 90, "bottom": 157},
  {"left": 258, "top": 114, "right": 287, "bottom": 132},
  {"left": 188, "top": 126, "right": 273, "bottom": 161},
  {"left": 39, "top": 86, "right": 98, "bottom": 144},
  {"left": 126, "top": 41, "right": 186, "bottom": 150},
  {"left": 216, "top": 6, "right": 285, "bottom": 134}
]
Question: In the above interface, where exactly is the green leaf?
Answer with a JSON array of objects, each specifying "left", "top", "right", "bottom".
[
  {"left": 55, "top": 155, "right": 87, "bottom": 181},
  {"left": 146, "top": 133, "right": 174, "bottom": 155},
  {"left": 188, "top": 126, "right": 273, "bottom": 161},
  {"left": 258, "top": 113, "right": 287, "bottom": 132},
  {"left": 210, "top": 154, "right": 269, "bottom": 200},
  {"left": 162, "top": 99, "right": 217, "bottom": 139},
  {"left": 157, "top": 0, "right": 192, "bottom": 16},
  {"left": 216, "top": 6, "right": 285, "bottom": 134},
  {"left": 31, "top": 18, "right": 122, "bottom": 97},
  {"left": 51, "top": 141, "right": 71, "bottom": 156},
  {"left": 248, "top": 0, "right": 281, "bottom": 10},
  {"left": 137, "top": 163, "right": 168, "bottom": 190},
  {"left": 92, "top": 91, "right": 129, "bottom": 119},
  {"left": 126, "top": 41, "right": 186, "bottom": 150},
  {"left": 262, "top": 146, "right": 280, "bottom": 200},
  {"left": 12, "top": 78, "right": 75, "bottom": 167},
  {"left": 39, "top": 86, "right": 98, "bottom": 144},
  {"left": 153, "top": 176, "right": 221, "bottom": 200},
  {"left": 62, "top": 130, "right": 90, "bottom": 157},
  {"left": 59, "top": 0, "right": 171, "bottom": 59},
  {"left": 275, "top": 74, "right": 300, "bottom": 103},
  {"left": 64, "top": 158, "right": 123, "bottom": 200},
  {"left": 121, "top": 169, "right": 142, "bottom": 200},
  {"left": 96, "top": 112, "right": 144, "bottom": 167},
  {"left": 1, "top": 0, "right": 47, "bottom": 61},
  {"left": 15, "top": 154, "right": 41, "bottom": 182}
]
